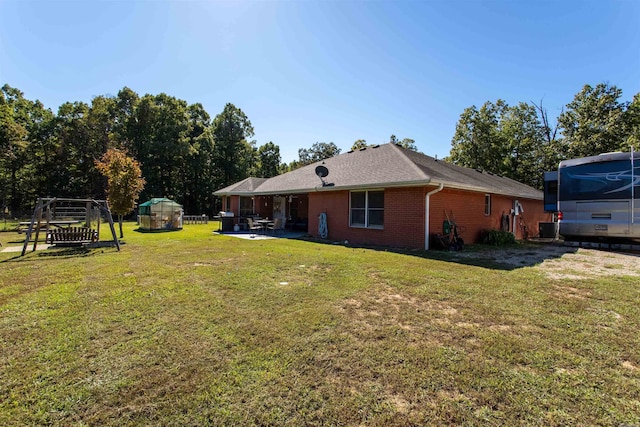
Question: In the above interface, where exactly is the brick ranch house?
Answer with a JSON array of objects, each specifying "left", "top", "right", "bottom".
[{"left": 214, "top": 143, "right": 551, "bottom": 250}]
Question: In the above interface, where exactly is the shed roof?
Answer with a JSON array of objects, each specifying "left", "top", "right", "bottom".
[
  {"left": 139, "top": 198, "right": 182, "bottom": 207},
  {"left": 214, "top": 143, "right": 542, "bottom": 200}
]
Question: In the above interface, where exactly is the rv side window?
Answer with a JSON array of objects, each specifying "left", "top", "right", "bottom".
[{"left": 559, "top": 160, "right": 635, "bottom": 201}]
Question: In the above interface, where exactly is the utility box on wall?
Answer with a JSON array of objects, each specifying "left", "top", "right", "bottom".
[{"left": 539, "top": 222, "right": 557, "bottom": 238}]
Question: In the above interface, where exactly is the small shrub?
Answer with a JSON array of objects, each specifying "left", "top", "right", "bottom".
[{"left": 480, "top": 229, "right": 516, "bottom": 246}]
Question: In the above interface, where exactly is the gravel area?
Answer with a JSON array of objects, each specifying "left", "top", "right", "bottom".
[{"left": 452, "top": 243, "right": 640, "bottom": 279}]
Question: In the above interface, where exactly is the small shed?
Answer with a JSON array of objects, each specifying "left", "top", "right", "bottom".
[{"left": 139, "top": 198, "right": 183, "bottom": 231}]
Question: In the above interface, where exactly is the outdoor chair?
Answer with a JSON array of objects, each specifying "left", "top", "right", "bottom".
[
  {"left": 268, "top": 218, "right": 285, "bottom": 235},
  {"left": 246, "top": 218, "right": 263, "bottom": 236}
]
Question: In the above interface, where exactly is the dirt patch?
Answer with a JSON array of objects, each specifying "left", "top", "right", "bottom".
[
  {"left": 453, "top": 244, "right": 640, "bottom": 279},
  {"left": 538, "top": 248, "right": 640, "bottom": 279},
  {"left": 339, "top": 286, "right": 460, "bottom": 347},
  {"left": 551, "top": 284, "right": 592, "bottom": 299}
]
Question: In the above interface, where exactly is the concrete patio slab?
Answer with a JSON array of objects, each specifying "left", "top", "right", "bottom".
[
  {"left": 2, "top": 244, "right": 53, "bottom": 253},
  {"left": 213, "top": 231, "right": 307, "bottom": 241}
]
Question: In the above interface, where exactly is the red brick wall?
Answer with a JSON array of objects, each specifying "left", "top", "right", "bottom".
[
  {"left": 513, "top": 198, "right": 552, "bottom": 239},
  {"left": 254, "top": 196, "right": 272, "bottom": 219},
  {"left": 308, "top": 187, "right": 426, "bottom": 248},
  {"left": 288, "top": 195, "right": 309, "bottom": 223},
  {"left": 429, "top": 188, "right": 552, "bottom": 242},
  {"left": 307, "top": 186, "right": 552, "bottom": 249},
  {"left": 229, "top": 196, "right": 239, "bottom": 216}
]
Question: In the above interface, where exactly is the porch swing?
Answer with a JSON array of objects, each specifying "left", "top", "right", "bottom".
[{"left": 20, "top": 197, "right": 120, "bottom": 256}]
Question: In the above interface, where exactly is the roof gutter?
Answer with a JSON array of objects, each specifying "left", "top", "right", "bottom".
[
  {"left": 214, "top": 181, "right": 429, "bottom": 197},
  {"left": 425, "top": 183, "right": 444, "bottom": 250},
  {"left": 246, "top": 179, "right": 433, "bottom": 196},
  {"left": 432, "top": 181, "right": 542, "bottom": 201},
  {"left": 315, "top": 179, "right": 431, "bottom": 191},
  {"left": 217, "top": 180, "right": 540, "bottom": 201}
]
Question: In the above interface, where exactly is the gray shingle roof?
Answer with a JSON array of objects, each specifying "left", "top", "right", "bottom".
[
  {"left": 400, "top": 146, "right": 543, "bottom": 199},
  {"left": 214, "top": 143, "right": 542, "bottom": 200},
  {"left": 214, "top": 177, "right": 268, "bottom": 195}
]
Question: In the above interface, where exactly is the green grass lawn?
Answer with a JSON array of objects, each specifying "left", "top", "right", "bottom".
[{"left": 1, "top": 223, "right": 639, "bottom": 426}]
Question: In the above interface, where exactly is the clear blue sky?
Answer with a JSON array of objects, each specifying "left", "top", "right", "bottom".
[{"left": 1, "top": 0, "right": 639, "bottom": 163}]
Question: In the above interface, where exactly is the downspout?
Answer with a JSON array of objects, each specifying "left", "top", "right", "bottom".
[
  {"left": 632, "top": 146, "right": 635, "bottom": 225},
  {"left": 425, "top": 183, "right": 444, "bottom": 250}
]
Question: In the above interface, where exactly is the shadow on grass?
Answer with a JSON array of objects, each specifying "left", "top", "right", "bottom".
[
  {"left": 295, "top": 236, "right": 579, "bottom": 271},
  {"left": 37, "top": 247, "right": 93, "bottom": 257},
  {"left": 133, "top": 227, "right": 182, "bottom": 233}
]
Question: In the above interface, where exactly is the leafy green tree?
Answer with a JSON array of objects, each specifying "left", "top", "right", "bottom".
[
  {"left": 557, "top": 83, "right": 628, "bottom": 158},
  {"left": 532, "top": 100, "right": 564, "bottom": 172},
  {"left": 181, "top": 103, "right": 215, "bottom": 214},
  {"left": 1, "top": 85, "right": 61, "bottom": 213},
  {"left": 450, "top": 85, "right": 639, "bottom": 189},
  {"left": 256, "top": 142, "right": 282, "bottom": 178},
  {"left": 0, "top": 85, "right": 29, "bottom": 213},
  {"left": 351, "top": 139, "right": 367, "bottom": 150},
  {"left": 129, "top": 93, "right": 192, "bottom": 202},
  {"left": 389, "top": 134, "right": 418, "bottom": 151},
  {"left": 23, "top": 100, "right": 57, "bottom": 207},
  {"left": 54, "top": 101, "right": 93, "bottom": 196},
  {"left": 449, "top": 100, "right": 509, "bottom": 174},
  {"left": 212, "top": 103, "right": 255, "bottom": 188},
  {"left": 297, "top": 142, "right": 341, "bottom": 166},
  {"left": 112, "top": 87, "right": 139, "bottom": 150},
  {"left": 154, "top": 94, "right": 191, "bottom": 201},
  {"left": 500, "top": 102, "right": 547, "bottom": 189},
  {"left": 398, "top": 138, "right": 417, "bottom": 151},
  {"left": 85, "top": 95, "right": 118, "bottom": 197},
  {"left": 283, "top": 160, "right": 302, "bottom": 172},
  {"left": 1, "top": 84, "right": 227, "bottom": 214},
  {"left": 95, "top": 148, "right": 145, "bottom": 237},
  {"left": 449, "top": 100, "right": 552, "bottom": 189}
]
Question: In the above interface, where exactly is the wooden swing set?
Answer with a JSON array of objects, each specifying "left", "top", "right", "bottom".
[{"left": 20, "top": 197, "right": 120, "bottom": 256}]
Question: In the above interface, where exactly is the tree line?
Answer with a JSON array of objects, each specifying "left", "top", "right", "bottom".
[
  {"left": 0, "top": 85, "right": 286, "bottom": 215},
  {"left": 448, "top": 83, "right": 640, "bottom": 189},
  {"left": 1, "top": 83, "right": 417, "bottom": 216},
  {"left": 2, "top": 82, "right": 638, "bottom": 215}
]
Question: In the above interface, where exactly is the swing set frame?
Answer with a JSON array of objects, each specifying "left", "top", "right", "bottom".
[{"left": 20, "top": 197, "right": 120, "bottom": 256}]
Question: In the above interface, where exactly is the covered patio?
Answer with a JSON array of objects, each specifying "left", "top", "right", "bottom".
[{"left": 215, "top": 179, "right": 310, "bottom": 233}]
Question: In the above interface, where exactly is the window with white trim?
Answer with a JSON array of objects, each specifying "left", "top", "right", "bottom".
[
  {"left": 484, "top": 194, "right": 491, "bottom": 216},
  {"left": 350, "top": 190, "right": 384, "bottom": 228}
]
